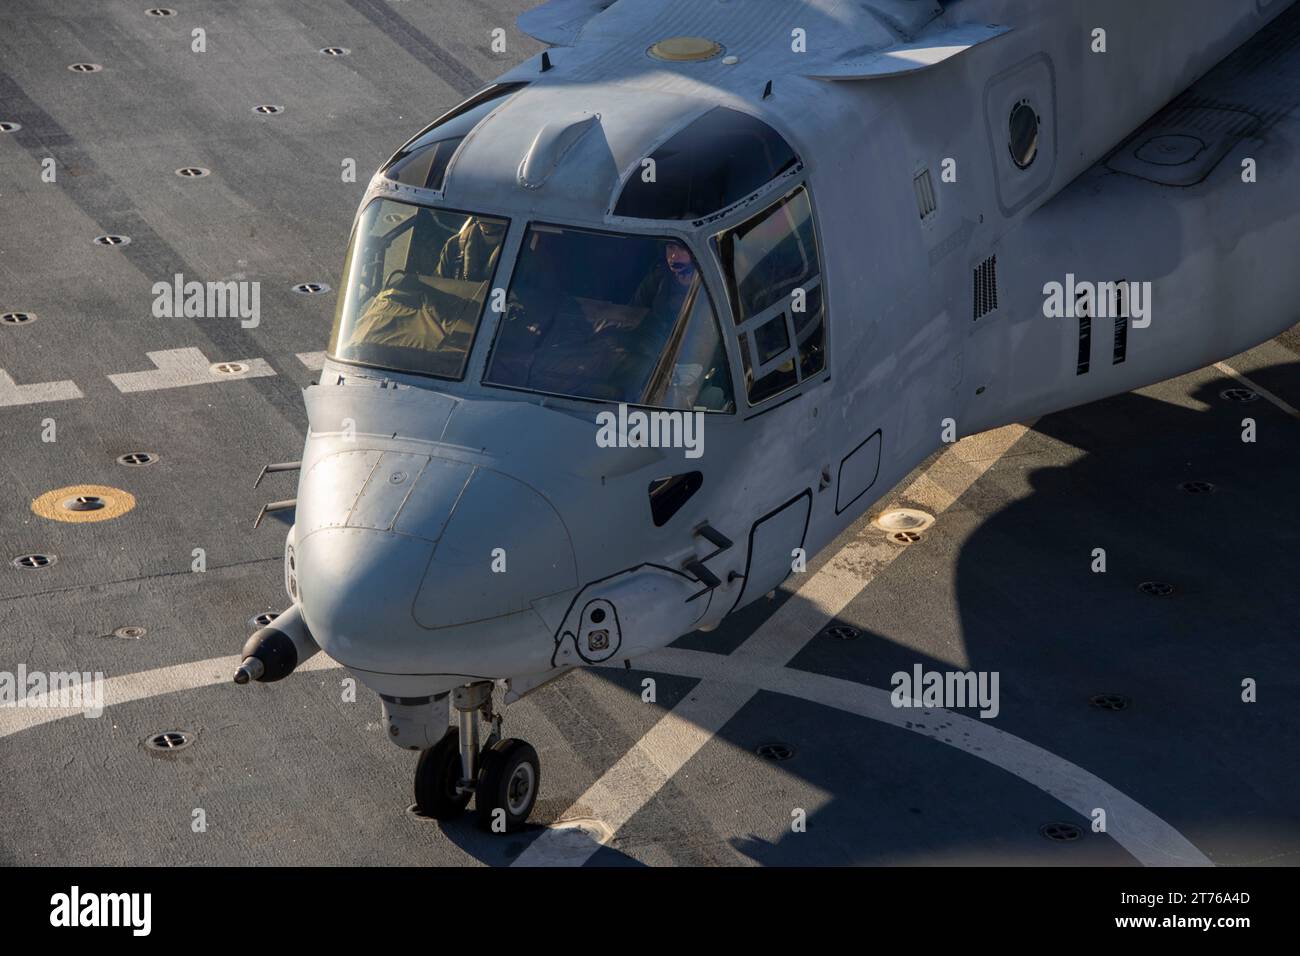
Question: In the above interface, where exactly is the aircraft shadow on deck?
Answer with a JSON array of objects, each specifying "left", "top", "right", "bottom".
[{"left": 556, "top": 361, "right": 1300, "bottom": 866}]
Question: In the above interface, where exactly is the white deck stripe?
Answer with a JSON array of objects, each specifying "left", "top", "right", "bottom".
[
  {"left": 582, "top": 647, "right": 1212, "bottom": 867},
  {"left": 539, "top": 681, "right": 758, "bottom": 839},
  {"left": 108, "top": 347, "right": 275, "bottom": 392},
  {"left": 0, "top": 637, "right": 1209, "bottom": 866},
  {"left": 1214, "top": 361, "right": 1300, "bottom": 418},
  {"left": 297, "top": 351, "right": 327, "bottom": 371},
  {"left": 0, "top": 369, "right": 84, "bottom": 407},
  {"left": 0, "top": 653, "right": 336, "bottom": 737}
]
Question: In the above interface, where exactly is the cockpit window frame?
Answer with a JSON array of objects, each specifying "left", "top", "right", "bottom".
[
  {"left": 478, "top": 220, "right": 740, "bottom": 415},
  {"left": 608, "top": 106, "right": 805, "bottom": 228},
  {"left": 380, "top": 82, "right": 528, "bottom": 195},
  {"left": 326, "top": 195, "right": 514, "bottom": 384},
  {"left": 709, "top": 179, "right": 830, "bottom": 411}
]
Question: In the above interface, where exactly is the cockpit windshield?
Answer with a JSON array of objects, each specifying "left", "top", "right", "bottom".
[
  {"left": 329, "top": 198, "right": 507, "bottom": 379},
  {"left": 483, "top": 225, "right": 735, "bottom": 412}
]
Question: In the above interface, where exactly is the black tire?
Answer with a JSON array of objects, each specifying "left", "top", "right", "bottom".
[
  {"left": 414, "top": 728, "right": 471, "bottom": 819},
  {"left": 475, "top": 739, "right": 540, "bottom": 832}
]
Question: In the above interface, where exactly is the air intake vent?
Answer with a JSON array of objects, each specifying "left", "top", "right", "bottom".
[
  {"left": 1076, "top": 288, "right": 1091, "bottom": 375},
  {"left": 1111, "top": 280, "right": 1129, "bottom": 365},
  {"left": 973, "top": 255, "right": 998, "bottom": 319},
  {"left": 913, "top": 168, "right": 937, "bottom": 221},
  {"left": 1113, "top": 315, "right": 1128, "bottom": 365}
]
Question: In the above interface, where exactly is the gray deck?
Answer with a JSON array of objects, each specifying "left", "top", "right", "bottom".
[{"left": 0, "top": 0, "right": 1296, "bottom": 867}]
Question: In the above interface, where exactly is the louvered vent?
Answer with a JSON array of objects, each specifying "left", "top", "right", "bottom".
[
  {"left": 1076, "top": 289, "right": 1091, "bottom": 375},
  {"left": 913, "top": 168, "right": 937, "bottom": 220},
  {"left": 1111, "top": 281, "right": 1129, "bottom": 365},
  {"left": 973, "top": 255, "right": 998, "bottom": 319}
]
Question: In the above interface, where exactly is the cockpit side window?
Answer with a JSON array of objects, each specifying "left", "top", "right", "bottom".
[
  {"left": 715, "top": 186, "right": 826, "bottom": 405},
  {"left": 613, "top": 107, "right": 799, "bottom": 221},
  {"left": 382, "top": 83, "right": 525, "bottom": 192},
  {"left": 483, "top": 225, "right": 735, "bottom": 412},
  {"left": 329, "top": 198, "right": 508, "bottom": 380}
]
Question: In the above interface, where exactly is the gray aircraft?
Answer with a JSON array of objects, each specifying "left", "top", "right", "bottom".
[{"left": 234, "top": 0, "right": 1300, "bottom": 830}]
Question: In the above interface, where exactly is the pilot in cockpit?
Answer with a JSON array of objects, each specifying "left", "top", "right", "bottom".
[
  {"left": 625, "top": 241, "right": 698, "bottom": 337},
  {"left": 338, "top": 208, "right": 505, "bottom": 375},
  {"left": 483, "top": 227, "right": 733, "bottom": 411},
  {"left": 587, "top": 240, "right": 701, "bottom": 390},
  {"left": 435, "top": 217, "right": 507, "bottom": 282}
]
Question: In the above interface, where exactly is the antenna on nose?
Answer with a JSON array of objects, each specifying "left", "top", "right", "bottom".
[
  {"left": 541, "top": 51, "right": 553, "bottom": 73},
  {"left": 762, "top": 79, "right": 773, "bottom": 99}
]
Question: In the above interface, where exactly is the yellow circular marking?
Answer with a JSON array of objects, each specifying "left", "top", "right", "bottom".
[
  {"left": 31, "top": 484, "right": 136, "bottom": 523},
  {"left": 648, "top": 36, "right": 723, "bottom": 62}
]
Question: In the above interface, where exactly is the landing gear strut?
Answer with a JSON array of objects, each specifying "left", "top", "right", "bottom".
[
  {"left": 413, "top": 727, "right": 470, "bottom": 819},
  {"left": 412, "top": 681, "right": 540, "bottom": 832}
]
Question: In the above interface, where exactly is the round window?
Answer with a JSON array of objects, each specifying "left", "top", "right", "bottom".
[{"left": 1008, "top": 100, "right": 1040, "bottom": 169}]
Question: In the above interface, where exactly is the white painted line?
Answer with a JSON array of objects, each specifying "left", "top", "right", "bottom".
[
  {"left": 1215, "top": 361, "right": 1300, "bottom": 419},
  {"left": 517, "top": 425, "right": 1041, "bottom": 865},
  {"left": 297, "top": 351, "right": 327, "bottom": 370},
  {"left": 0, "top": 653, "right": 336, "bottom": 738},
  {"left": 596, "top": 647, "right": 1213, "bottom": 867},
  {"left": 522, "top": 821, "right": 615, "bottom": 865},
  {"left": 0, "top": 369, "right": 83, "bottom": 407},
  {"left": 513, "top": 680, "right": 756, "bottom": 866},
  {"left": 107, "top": 347, "right": 275, "bottom": 392},
  {"left": 0, "top": 638, "right": 1210, "bottom": 866}
]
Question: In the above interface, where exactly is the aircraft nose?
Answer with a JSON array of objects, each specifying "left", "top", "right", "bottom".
[
  {"left": 292, "top": 448, "right": 578, "bottom": 675},
  {"left": 407, "top": 464, "right": 579, "bottom": 630},
  {"left": 293, "top": 522, "right": 433, "bottom": 672}
]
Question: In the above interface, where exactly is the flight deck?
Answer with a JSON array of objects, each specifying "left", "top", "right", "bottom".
[{"left": 1, "top": 0, "right": 1297, "bottom": 867}]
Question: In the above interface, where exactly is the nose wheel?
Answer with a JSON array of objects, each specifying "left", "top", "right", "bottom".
[
  {"left": 476, "top": 739, "right": 540, "bottom": 832},
  {"left": 411, "top": 682, "right": 540, "bottom": 832},
  {"left": 413, "top": 727, "right": 471, "bottom": 819}
]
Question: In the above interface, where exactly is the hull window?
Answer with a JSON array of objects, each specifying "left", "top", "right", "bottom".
[
  {"left": 716, "top": 185, "right": 826, "bottom": 405},
  {"left": 1009, "top": 99, "right": 1041, "bottom": 169},
  {"left": 613, "top": 107, "right": 799, "bottom": 221},
  {"left": 382, "top": 84, "right": 524, "bottom": 192}
]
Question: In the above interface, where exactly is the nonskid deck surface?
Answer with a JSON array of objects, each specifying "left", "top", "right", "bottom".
[{"left": 0, "top": 1, "right": 1296, "bottom": 867}]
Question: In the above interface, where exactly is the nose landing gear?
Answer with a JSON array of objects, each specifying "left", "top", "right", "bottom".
[
  {"left": 413, "top": 681, "right": 540, "bottom": 832},
  {"left": 476, "top": 738, "right": 540, "bottom": 831},
  {"left": 413, "top": 728, "right": 471, "bottom": 819}
]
